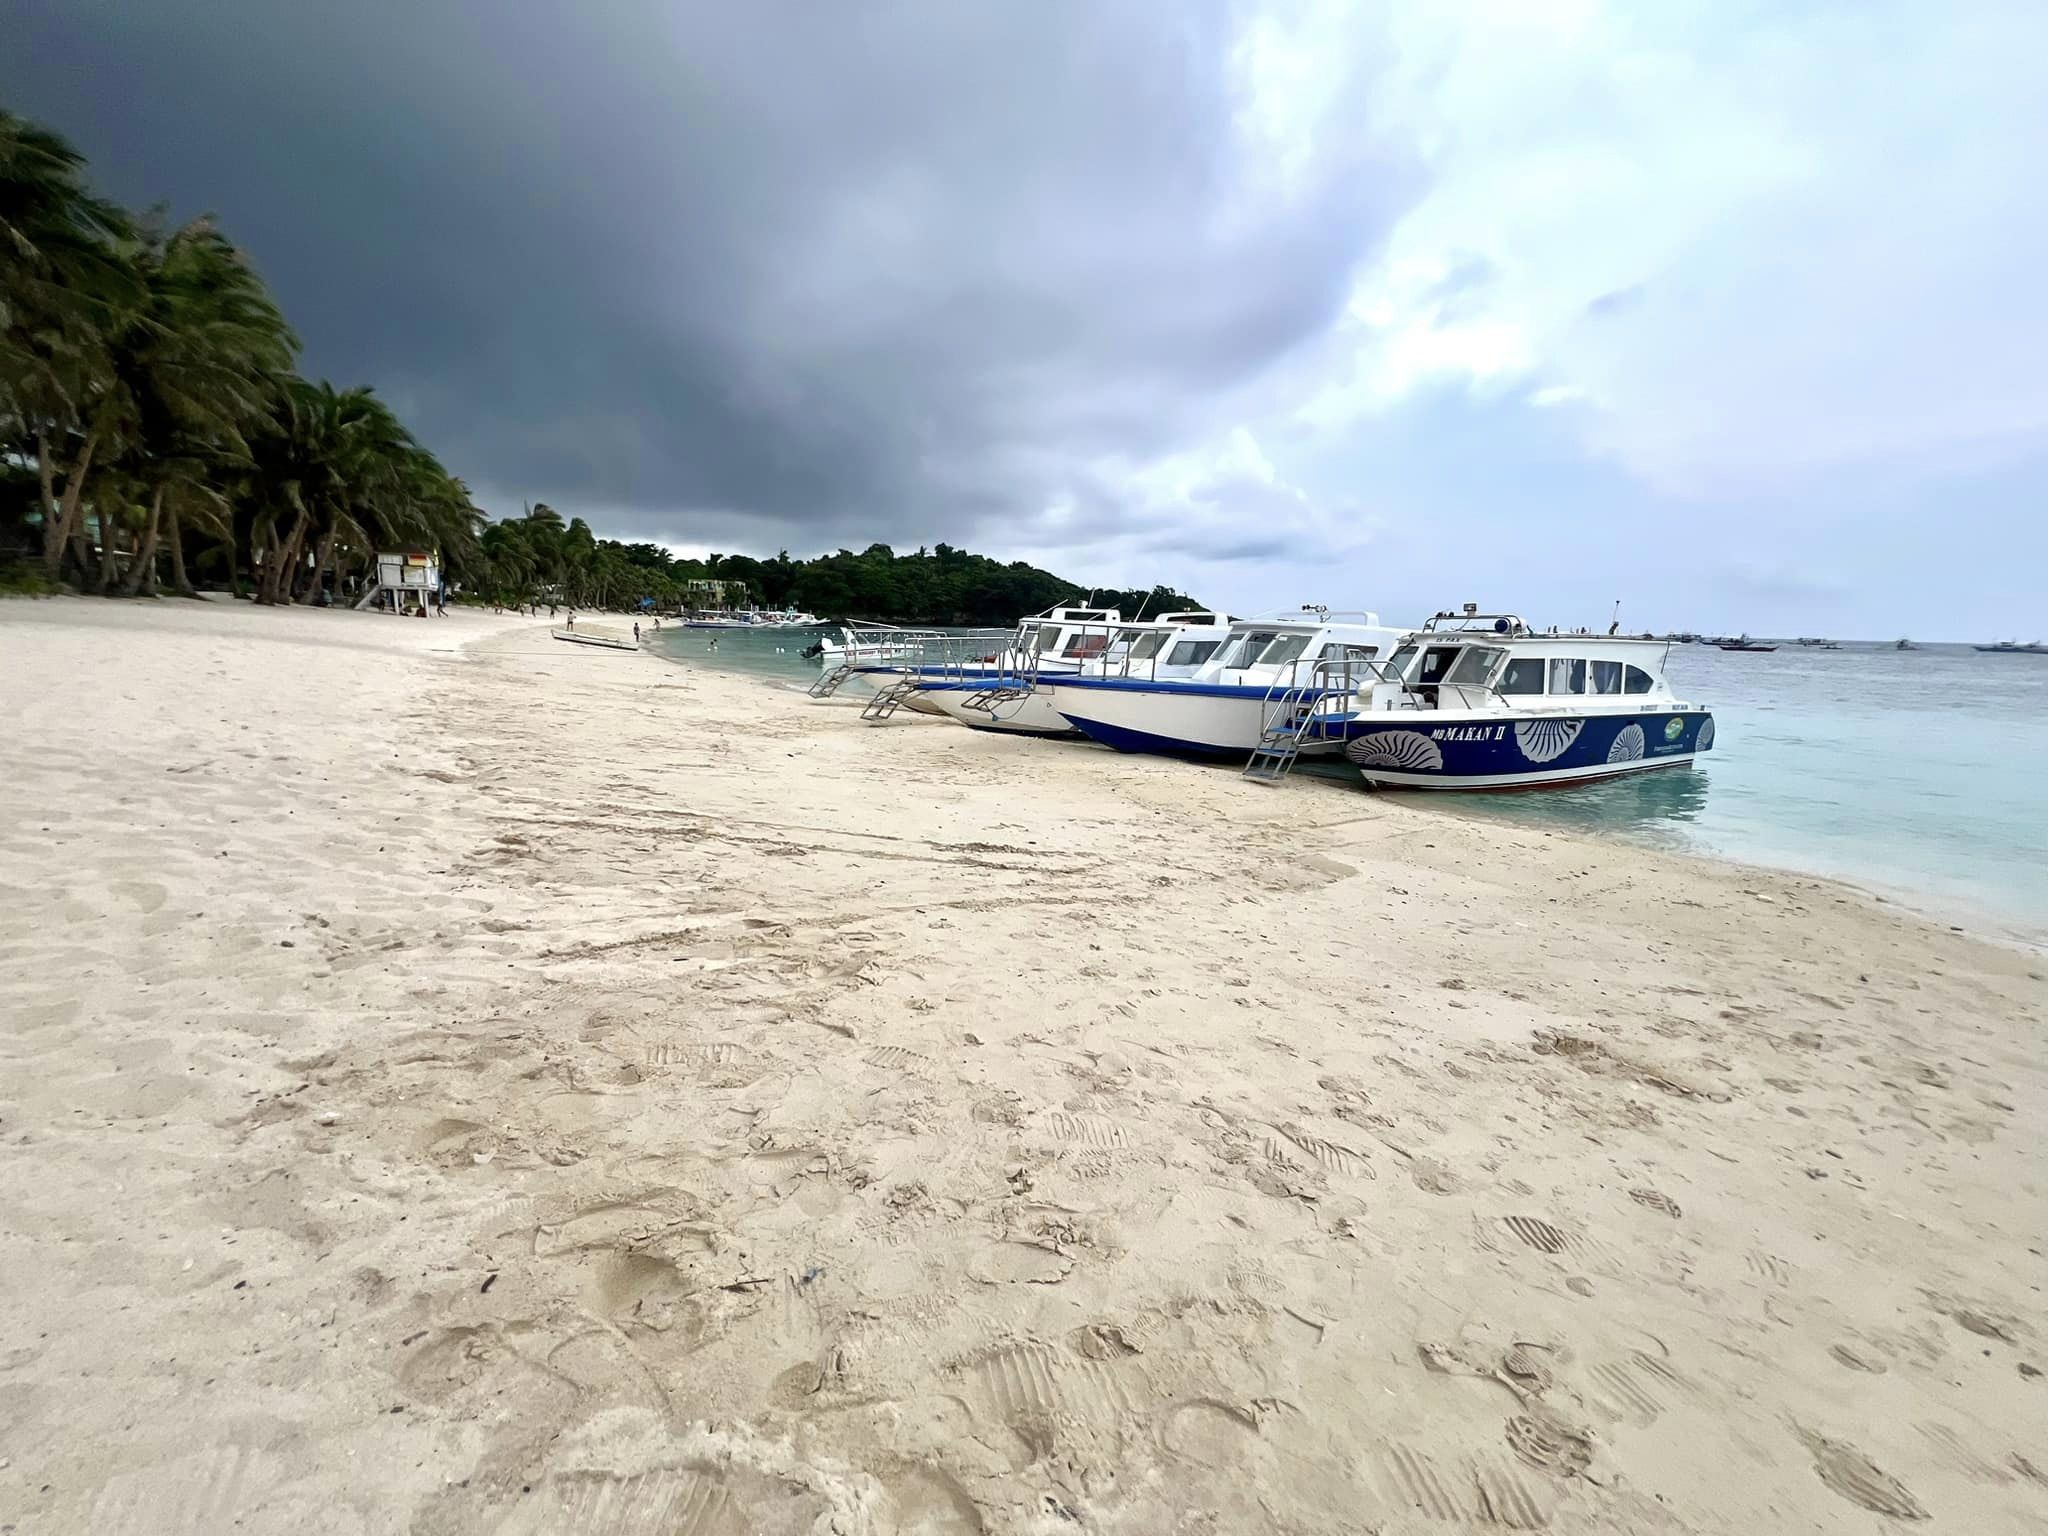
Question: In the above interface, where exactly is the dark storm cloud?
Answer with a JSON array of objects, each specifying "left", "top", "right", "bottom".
[{"left": 5, "top": 0, "right": 1410, "bottom": 553}]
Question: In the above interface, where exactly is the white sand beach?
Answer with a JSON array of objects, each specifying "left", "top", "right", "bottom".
[{"left": 1, "top": 596, "right": 2042, "bottom": 1534}]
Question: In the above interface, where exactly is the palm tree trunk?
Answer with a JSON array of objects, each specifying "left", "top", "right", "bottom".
[
  {"left": 120, "top": 486, "right": 168, "bottom": 597},
  {"left": 95, "top": 506, "right": 126, "bottom": 594},
  {"left": 34, "top": 432, "right": 58, "bottom": 545},
  {"left": 297, "top": 530, "right": 335, "bottom": 603},
  {"left": 165, "top": 503, "right": 197, "bottom": 597},
  {"left": 42, "top": 429, "right": 101, "bottom": 580},
  {"left": 258, "top": 506, "right": 309, "bottom": 605}
]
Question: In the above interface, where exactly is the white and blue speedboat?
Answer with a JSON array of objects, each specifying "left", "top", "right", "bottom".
[
  {"left": 1340, "top": 608, "right": 1714, "bottom": 789},
  {"left": 1051, "top": 609, "right": 1411, "bottom": 758},
  {"left": 917, "top": 612, "right": 1234, "bottom": 737}
]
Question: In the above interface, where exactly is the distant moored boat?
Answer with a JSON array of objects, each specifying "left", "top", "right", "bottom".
[
  {"left": 1974, "top": 639, "right": 2048, "bottom": 654},
  {"left": 1717, "top": 635, "right": 1778, "bottom": 652}
]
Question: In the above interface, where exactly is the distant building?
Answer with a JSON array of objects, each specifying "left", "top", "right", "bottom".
[{"left": 683, "top": 577, "right": 747, "bottom": 611}]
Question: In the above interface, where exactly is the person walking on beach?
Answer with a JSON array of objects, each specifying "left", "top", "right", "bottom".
[
  {"left": 633, "top": 622, "right": 641, "bottom": 642},
  {"left": 566, "top": 613, "right": 575, "bottom": 631}
]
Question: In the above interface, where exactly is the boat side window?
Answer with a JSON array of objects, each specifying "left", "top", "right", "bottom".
[
  {"left": 1445, "top": 646, "right": 1504, "bottom": 685},
  {"left": 1126, "top": 632, "right": 1167, "bottom": 660},
  {"left": 1223, "top": 630, "right": 1278, "bottom": 668},
  {"left": 1165, "top": 639, "right": 1220, "bottom": 666},
  {"left": 1589, "top": 659, "right": 1623, "bottom": 694},
  {"left": 1499, "top": 657, "right": 1546, "bottom": 695},
  {"left": 1547, "top": 657, "right": 1586, "bottom": 693},
  {"left": 1061, "top": 633, "right": 1109, "bottom": 656},
  {"left": 1623, "top": 664, "right": 1654, "bottom": 694},
  {"left": 1031, "top": 627, "right": 1062, "bottom": 654}
]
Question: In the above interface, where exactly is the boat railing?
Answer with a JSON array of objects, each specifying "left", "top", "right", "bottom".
[
  {"left": 838, "top": 626, "right": 1011, "bottom": 674},
  {"left": 1258, "top": 655, "right": 1396, "bottom": 727},
  {"left": 1417, "top": 609, "right": 1531, "bottom": 637}
]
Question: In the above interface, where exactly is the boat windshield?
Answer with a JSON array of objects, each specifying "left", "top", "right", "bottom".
[
  {"left": 1445, "top": 646, "right": 1504, "bottom": 686},
  {"left": 1166, "top": 639, "right": 1221, "bottom": 666},
  {"left": 1384, "top": 643, "right": 1418, "bottom": 680},
  {"left": 1031, "top": 626, "right": 1064, "bottom": 655},
  {"left": 1124, "top": 632, "right": 1168, "bottom": 660},
  {"left": 1261, "top": 634, "right": 1312, "bottom": 668},
  {"left": 1220, "top": 630, "right": 1277, "bottom": 667}
]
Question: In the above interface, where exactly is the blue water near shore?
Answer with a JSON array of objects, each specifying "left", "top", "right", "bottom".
[{"left": 650, "top": 626, "right": 2048, "bottom": 943}]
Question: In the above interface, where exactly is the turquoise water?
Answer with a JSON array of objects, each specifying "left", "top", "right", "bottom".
[{"left": 651, "top": 627, "right": 2048, "bottom": 943}]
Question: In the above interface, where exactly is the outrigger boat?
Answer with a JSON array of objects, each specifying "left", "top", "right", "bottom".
[
  {"left": 1337, "top": 608, "right": 1714, "bottom": 790},
  {"left": 550, "top": 626, "right": 637, "bottom": 652},
  {"left": 915, "top": 612, "right": 1234, "bottom": 736},
  {"left": 1051, "top": 608, "right": 1411, "bottom": 759}
]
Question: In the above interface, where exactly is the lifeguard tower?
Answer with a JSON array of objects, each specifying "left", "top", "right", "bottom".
[{"left": 357, "top": 551, "right": 442, "bottom": 614}]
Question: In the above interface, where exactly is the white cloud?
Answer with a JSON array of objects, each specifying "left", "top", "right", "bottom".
[{"left": 1289, "top": 0, "right": 2048, "bottom": 493}]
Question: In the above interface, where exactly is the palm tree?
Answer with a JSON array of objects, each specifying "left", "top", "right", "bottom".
[
  {"left": 102, "top": 217, "right": 298, "bottom": 594},
  {"left": 0, "top": 110, "right": 140, "bottom": 579}
]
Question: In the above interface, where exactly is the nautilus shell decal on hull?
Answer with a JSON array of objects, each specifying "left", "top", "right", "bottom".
[
  {"left": 1345, "top": 730, "right": 1444, "bottom": 771},
  {"left": 1607, "top": 723, "right": 1646, "bottom": 763},
  {"left": 1697, "top": 717, "right": 1715, "bottom": 752},
  {"left": 1513, "top": 717, "right": 1584, "bottom": 763}
]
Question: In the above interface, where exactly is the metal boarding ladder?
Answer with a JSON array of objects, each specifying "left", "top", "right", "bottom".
[
  {"left": 1243, "top": 682, "right": 1326, "bottom": 783},
  {"left": 960, "top": 650, "right": 1041, "bottom": 716},
  {"left": 861, "top": 676, "right": 925, "bottom": 722},
  {"left": 961, "top": 682, "right": 1028, "bottom": 713},
  {"left": 1242, "top": 658, "right": 1379, "bottom": 783},
  {"left": 808, "top": 662, "right": 854, "bottom": 698}
]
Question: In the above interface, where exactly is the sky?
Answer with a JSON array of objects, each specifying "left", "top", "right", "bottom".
[{"left": 7, "top": 0, "right": 2045, "bottom": 637}]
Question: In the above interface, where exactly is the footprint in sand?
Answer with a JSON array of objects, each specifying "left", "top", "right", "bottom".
[
  {"left": 504, "top": 1468, "right": 736, "bottom": 1536},
  {"left": 1369, "top": 1443, "right": 1553, "bottom": 1529},
  {"left": 1506, "top": 1411, "right": 1594, "bottom": 1477},
  {"left": 962, "top": 1338, "right": 1146, "bottom": 1469},
  {"left": 87, "top": 1444, "right": 277, "bottom": 1534},
  {"left": 1274, "top": 1123, "right": 1377, "bottom": 1180},
  {"left": 1045, "top": 1110, "right": 1133, "bottom": 1151},
  {"left": 967, "top": 1241, "right": 1073, "bottom": 1285},
  {"left": 863, "top": 1045, "right": 934, "bottom": 1074},
  {"left": 1627, "top": 1187, "right": 1682, "bottom": 1219},
  {"left": 1582, "top": 1350, "right": 1696, "bottom": 1429},
  {"left": 1798, "top": 1430, "right": 1927, "bottom": 1521}
]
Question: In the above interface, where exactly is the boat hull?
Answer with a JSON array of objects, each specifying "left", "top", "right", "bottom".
[
  {"left": 1347, "top": 709, "right": 1714, "bottom": 789},
  {"left": 917, "top": 682, "right": 1078, "bottom": 737},
  {"left": 1053, "top": 681, "right": 1350, "bottom": 759}
]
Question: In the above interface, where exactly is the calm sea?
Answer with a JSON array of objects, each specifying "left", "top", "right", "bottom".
[{"left": 649, "top": 626, "right": 2048, "bottom": 945}]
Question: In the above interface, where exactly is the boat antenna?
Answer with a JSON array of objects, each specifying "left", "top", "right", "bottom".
[
  {"left": 1131, "top": 586, "right": 1155, "bottom": 621},
  {"left": 1609, "top": 598, "right": 1621, "bottom": 637}
]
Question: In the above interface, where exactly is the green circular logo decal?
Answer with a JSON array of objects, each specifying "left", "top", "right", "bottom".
[{"left": 1664, "top": 717, "right": 1685, "bottom": 741}]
